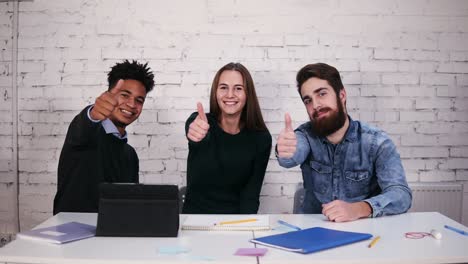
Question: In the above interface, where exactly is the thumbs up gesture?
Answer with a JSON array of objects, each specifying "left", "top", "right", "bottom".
[
  {"left": 187, "top": 102, "right": 210, "bottom": 142},
  {"left": 277, "top": 113, "right": 297, "bottom": 158},
  {"left": 90, "top": 79, "right": 124, "bottom": 121}
]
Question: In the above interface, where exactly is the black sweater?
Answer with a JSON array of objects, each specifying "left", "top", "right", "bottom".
[
  {"left": 182, "top": 112, "right": 272, "bottom": 214},
  {"left": 53, "top": 106, "right": 139, "bottom": 214}
]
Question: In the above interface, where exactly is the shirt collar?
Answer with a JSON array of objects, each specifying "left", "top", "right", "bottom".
[
  {"left": 102, "top": 118, "right": 128, "bottom": 141},
  {"left": 343, "top": 116, "right": 358, "bottom": 142}
]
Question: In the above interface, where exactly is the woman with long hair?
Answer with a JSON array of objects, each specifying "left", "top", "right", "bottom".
[{"left": 183, "top": 62, "right": 272, "bottom": 214}]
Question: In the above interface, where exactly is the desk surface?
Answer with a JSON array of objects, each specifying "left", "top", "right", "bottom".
[
  {"left": 0, "top": 213, "right": 255, "bottom": 264},
  {"left": 256, "top": 213, "right": 468, "bottom": 264},
  {"left": 0, "top": 212, "right": 467, "bottom": 264}
]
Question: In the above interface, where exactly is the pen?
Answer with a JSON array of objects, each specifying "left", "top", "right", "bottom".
[
  {"left": 277, "top": 220, "right": 301, "bottom": 231},
  {"left": 368, "top": 236, "right": 380, "bottom": 248},
  {"left": 444, "top": 225, "right": 468, "bottom": 236},
  {"left": 216, "top": 218, "right": 258, "bottom": 225}
]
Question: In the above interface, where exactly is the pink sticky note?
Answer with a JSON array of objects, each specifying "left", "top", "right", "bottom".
[{"left": 234, "top": 248, "right": 268, "bottom": 256}]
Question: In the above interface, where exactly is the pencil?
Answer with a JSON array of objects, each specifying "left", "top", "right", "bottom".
[
  {"left": 368, "top": 236, "right": 380, "bottom": 248},
  {"left": 277, "top": 220, "right": 301, "bottom": 231},
  {"left": 217, "top": 218, "right": 258, "bottom": 225}
]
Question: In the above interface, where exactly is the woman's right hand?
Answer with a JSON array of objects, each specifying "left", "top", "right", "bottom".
[{"left": 187, "top": 102, "right": 210, "bottom": 142}]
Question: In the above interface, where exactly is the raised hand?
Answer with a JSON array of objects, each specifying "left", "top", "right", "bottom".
[
  {"left": 276, "top": 113, "right": 297, "bottom": 158},
  {"left": 90, "top": 79, "right": 123, "bottom": 121},
  {"left": 187, "top": 102, "right": 210, "bottom": 142}
]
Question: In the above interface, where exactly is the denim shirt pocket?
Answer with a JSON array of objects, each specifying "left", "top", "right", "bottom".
[
  {"left": 303, "top": 160, "right": 332, "bottom": 195},
  {"left": 344, "top": 170, "right": 371, "bottom": 198}
]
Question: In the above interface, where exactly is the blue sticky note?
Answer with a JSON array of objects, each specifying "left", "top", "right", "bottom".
[{"left": 158, "top": 246, "right": 190, "bottom": 255}]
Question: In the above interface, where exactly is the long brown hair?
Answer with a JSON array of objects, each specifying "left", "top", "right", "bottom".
[{"left": 209, "top": 62, "right": 268, "bottom": 131}]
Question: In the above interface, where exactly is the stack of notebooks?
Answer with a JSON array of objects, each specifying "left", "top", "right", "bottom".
[
  {"left": 182, "top": 215, "right": 270, "bottom": 231},
  {"left": 250, "top": 227, "right": 372, "bottom": 254}
]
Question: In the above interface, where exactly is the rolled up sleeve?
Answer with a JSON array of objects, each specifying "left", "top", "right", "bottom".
[{"left": 364, "top": 137, "right": 412, "bottom": 217}]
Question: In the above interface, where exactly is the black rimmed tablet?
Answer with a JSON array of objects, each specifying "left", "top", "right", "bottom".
[{"left": 96, "top": 183, "right": 179, "bottom": 237}]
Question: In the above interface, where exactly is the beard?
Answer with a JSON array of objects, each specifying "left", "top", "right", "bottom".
[{"left": 310, "top": 99, "right": 347, "bottom": 138}]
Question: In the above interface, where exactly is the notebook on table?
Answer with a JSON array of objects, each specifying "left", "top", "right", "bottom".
[
  {"left": 182, "top": 214, "right": 270, "bottom": 231},
  {"left": 250, "top": 227, "right": 372, "bottom": 254},
  {"left": 17, "top": 222, "right": 96, "bottom": 244}
]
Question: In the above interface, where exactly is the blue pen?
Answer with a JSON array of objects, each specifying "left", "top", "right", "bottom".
[
  {"left": 444, "top": 225, "right": 468, "bottom": 236},
  {"left": 277, "top": 220, "right": 301, "bottom": 231}
]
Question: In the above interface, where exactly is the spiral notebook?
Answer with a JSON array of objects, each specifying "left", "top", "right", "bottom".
[
  {"left": 182, "top": 214, "right": 270, "bottom": 231},
  {"left": 250, "top": 227, "right": 372, "bottom": 254}
]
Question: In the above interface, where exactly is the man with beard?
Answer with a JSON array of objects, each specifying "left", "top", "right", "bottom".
[{"left": 276, "top": 63, "right": 412, "bottom": 222}]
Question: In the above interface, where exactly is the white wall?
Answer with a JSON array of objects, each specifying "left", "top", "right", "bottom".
[
  {"left": 1, "top": 0, "right": 468, "bottom": 231},
  {"left": 0, "top": 2, "right": 15, "bottom": 234}
]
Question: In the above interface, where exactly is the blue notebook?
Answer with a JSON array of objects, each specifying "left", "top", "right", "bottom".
[
  {"left": 17, "top": 222, "right": 96, "bottom": 244},
  {"left": 250, "top": 227, "right": 372, "bottom": 254}
]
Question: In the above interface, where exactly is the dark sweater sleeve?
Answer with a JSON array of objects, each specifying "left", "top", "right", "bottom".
[
  {"left": 53, "top": 106, "right": 102, "bottom": 214},
  {"left": 185, "top": 111, "right": 212, "bottom": 146},
  {"left": 239, "top": 130, "right": 272, "bottom": 213},
  {"left": 66, "top": 105, "right": 102, "bottom": 147}
]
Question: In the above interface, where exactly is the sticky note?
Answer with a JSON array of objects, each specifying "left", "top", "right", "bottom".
[
  {"left": 234, "top": 248, "right": 268, "bottom": 256},
  {"left": 158, "top": 246, "right": 190, "bottom": 255}
]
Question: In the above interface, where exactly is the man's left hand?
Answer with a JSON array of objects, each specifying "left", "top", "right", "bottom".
[{"left": 322, "top": 200, "right": 372, "bottom": 222}]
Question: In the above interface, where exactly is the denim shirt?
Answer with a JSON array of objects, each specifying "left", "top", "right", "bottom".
[{"left": 278, "top": 117, "right": 412, "bottom": 217}]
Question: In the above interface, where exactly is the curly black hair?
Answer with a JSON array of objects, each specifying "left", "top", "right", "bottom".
[{"left": 107, "top": 60, "right": 155, "bottom": 93}]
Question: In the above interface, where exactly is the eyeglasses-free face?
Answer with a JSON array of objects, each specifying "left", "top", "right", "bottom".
[{"left": 216, "top": 70, "right": 247, "bottom": 119}]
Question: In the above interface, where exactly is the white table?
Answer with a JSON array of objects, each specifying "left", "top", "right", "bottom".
[
  {"left": 1, "top": 212, "right": 467, "bottom": 264},
  {"left": 254, "top": 213, "right": 468, "bottom": 264},
  {"left": 0, "top": 213, "right": 256, "bottom": 264}
]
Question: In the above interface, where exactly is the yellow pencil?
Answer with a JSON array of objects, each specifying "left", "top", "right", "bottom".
[
  {"left": 217, "top": 218, "right": 258, "bottom": 225},
  {"left": 368, "top": 236, "right": 381, "bottom": 248}
]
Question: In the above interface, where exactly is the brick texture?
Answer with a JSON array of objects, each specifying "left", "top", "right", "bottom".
[
  {"left": 0, "top": 2, "right": 15, "bottom": 234},
  {"left": 0, "top": 0, "right": 467, "bottom": 230}
]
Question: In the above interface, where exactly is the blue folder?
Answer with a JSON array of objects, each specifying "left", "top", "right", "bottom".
[{"left": 250, "top": 227, "right": 372, "bottom": 254}]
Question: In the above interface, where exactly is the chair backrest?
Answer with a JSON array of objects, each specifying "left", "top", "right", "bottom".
[
  {"left": 293, "top": 187, "right": 305, "bottom": 214},
  {"left": 179, "top": 186, "right": 186, "bottom": 213}
]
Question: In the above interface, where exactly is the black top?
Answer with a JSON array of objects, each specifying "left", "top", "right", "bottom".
[
  {"left": 53, "top": 106, "right": 139, "bottom": 214},
  {"left": 182, "top": 112, "right": 272, "bottom": 214}
]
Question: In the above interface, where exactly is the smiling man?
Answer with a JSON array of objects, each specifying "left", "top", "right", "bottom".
[
  {"left": 53, "top": 60, "right": 155, "bottom": 214},
  {"left": 276, "top": 63, "right": 412, "bottom": 222}
]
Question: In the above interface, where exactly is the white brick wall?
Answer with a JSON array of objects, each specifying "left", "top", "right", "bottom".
[
  {"left": 0, "top": 0, "right": 467, "bottom": 231},
  {"left": 0, "top": 2, "right": 16, "bottom": 234}
]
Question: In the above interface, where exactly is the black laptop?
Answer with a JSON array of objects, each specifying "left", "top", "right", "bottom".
[{"left": 96, "top": 183, "right": 179, "bottom": 237}]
